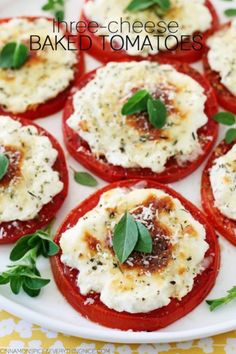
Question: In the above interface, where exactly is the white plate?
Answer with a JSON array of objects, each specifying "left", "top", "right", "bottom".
[{"left": 0, "top": 0, "right": 236, "bottom": 344}]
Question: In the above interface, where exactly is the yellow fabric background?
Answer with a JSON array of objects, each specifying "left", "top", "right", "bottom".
[{"left": 0, "top": 309, "right": 235, "bottom": 353}]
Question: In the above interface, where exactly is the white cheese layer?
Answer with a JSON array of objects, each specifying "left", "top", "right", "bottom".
[
  {"left": 210, "top": 144, "right": 236, "bottom": 220},
  {"left": 0, "top": 18, "right": 77, "bottom": 113},
  {"left": 84, "top": 0, "right": 212, "bottom": 57},
  {"left": 60, "top": 186, "right": 208, "bottom": 314},
  {"left": 67, "top": 61, "right": 208, "bottom": 173},
  {"left": 0, "top": 116, "right": 63, "bottom": 222},
  {"left": 207, "top": 21, "right": 236, "bottom": 96}
]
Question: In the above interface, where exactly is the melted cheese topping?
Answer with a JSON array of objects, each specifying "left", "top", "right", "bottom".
[
  {"left": 0, "top": 116, "right": 63, "bottom": 222},
  {"left": 67, "top": 61, "right": 208, "bottom": 173},
  {"left": 60, "top": 186, "right": 208, "bottom": 313},
  {"left": 84, "top": 0, "right": 212, "bottom": 57},
  {"left": 0, "top": 18, "right": 77, "bottom": 113},
  {"left": 207, "top": 21, "right": 236, "bottom": 96},
  {"left": 210, "top": 144, "right": 236, "bottom": 220}
]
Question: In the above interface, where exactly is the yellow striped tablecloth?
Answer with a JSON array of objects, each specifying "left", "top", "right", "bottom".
[{"left": 0, "top": 309, "right": 235, "bottom": 353}]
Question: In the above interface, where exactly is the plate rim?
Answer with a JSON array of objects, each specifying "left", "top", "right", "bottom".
[{"left": 1, "top": 294, "right": 236, "bottom": 344}]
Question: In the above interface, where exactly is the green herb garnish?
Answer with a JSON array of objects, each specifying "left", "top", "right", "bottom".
[
  {"left": 213, "top": 112, "right": 236, "bottom": 144},
  {"left": 0, "top": 223, "right": 59, "bottom": 297},
  {"left": 122, "top": 89, "right": 151, "bottom": 115},
  {"left": 225, "top": 128, "right": 236, "bottom": 144},
  {"left": 0, "top": 42, "right": 29, "bottom": 70},
  {"left": 207, "top": 286, "right": 236, "bottom": 311},
  {"left": 147, "top": 98, "right": 167, "bottom": 129},
  {"left": 134, "top": 221, "right": 153, "bottom": 253},
  {"left": 224, "top": 8, "right": 236, "bottom": 17},
  {"left": 122, "top": 89, "right": 168, "bottom": 129},
  {"left": 72, "top": 169, "right": 98, "bottom": 187},
  {"left": 0, "top": 154, "right": 9, "bottom": 181},
  {"left": 126, "top": 0, "right": 171, "bottom": 15},
  {"left": 42, "top": 0, "right": 66, "bottom": 21},
  {"left": 213, "top": 112, "right": 235, "bottom": 126},
  {"left": 113, "top": 212, "right": 153, "bottom": 263}
]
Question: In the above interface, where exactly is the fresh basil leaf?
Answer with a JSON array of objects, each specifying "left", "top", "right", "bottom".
[
  {"left": 213, "top": 112, "right": 235, "bottom": 126},
  {"left": 42, "top": 0, "right": 65, "bottom": 21},
  {"left": 42, "top": 0, "right": 54, "bottom": 11},
  {"left": 22, "top": 283, "right": 41, "bottom": 297},
  {"left": 134, "top": 222, "right": 153, "bottom": 253},
  {"left": 55, "top": 10, "right": 65, "bottom": 21},
  {"left": 0, "top": 43, "right": 16, "bottom": 69},
  {"left": 225, "top": 128, "right": 236, "bottom": 144},
  {"left": 154, "top": 0, "right": 171, "bottom": 10},
  {"left": 113, "top": 212, "right": 139, "bottom": 263},
  {"left": 0, "top": 154, "right": 9, "bottom": 181},
  {"left": 10, "top": 235, "right": 32, "bottom": 261},
  {"left": 122, "top": 89, "right": 151, "bottom": 116},
  {"left": 0, "top": 42, "right": 28, "bottom": 70},
  {"left": 74, "top": 171, "right": 98, "bottom": 187},
  {"left": 0, "top": 275, "right": 9, "bottom": 285},
  {"left": 46, "top": 240, "right": 60, "bottom": 256},
  {"left": 10, "top": 225, "right": 58, "bottom": 261},
  {"left": 224, "top": 8, "right": 236, "bottom": 16},
  {"left": 147, "top": 98, "right": 167, "bottom": 129},
  {"left": 10, "top": 277, "right": 22, "bottom": 295},
  {"left": 12, "top": 43, "right": 29, "bottom": 69},
  {"left": 24, "top": 276, "right": 50, "bottom": 290},
  {"left": 126, "top": 0, "right": 155, "bottom": 11},
  {"left": 206, "top": 286, "right": 236, "bottom": 311}
]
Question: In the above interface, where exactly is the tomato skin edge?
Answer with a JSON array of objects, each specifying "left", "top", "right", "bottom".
[
  {"left": 201, "top": 141, "right": 236, "bottom": 246},
  {"left": 51, "top": 179, "right": 220, "bottom": 331},
  {"left": 0, "top": 115, "right": 69, "bottom": 244},
  {"left": 0, "top": 16, "right": 85, "bottom": 120}
]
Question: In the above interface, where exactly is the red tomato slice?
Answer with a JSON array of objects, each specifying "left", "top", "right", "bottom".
[
  {"left": 0, "top": 115, "right": 69, "bottom": 244},
  {"left": 203, "top": 23, "right": 236, "bottom": 115},
  {"left": 80, "top": 0, "right": 219, "bottom": 64},
  {"left": 201, "top": 140, "right": 236, "bottom": 246},
  {"left": 0, "top": 16, "right": 85, "bottom": 120},
  {"left": 51, "top": 179, "right": 220, "bottom": 331},
  {"left": 63, "top": 59, "right": 219, "bottom": 183}
]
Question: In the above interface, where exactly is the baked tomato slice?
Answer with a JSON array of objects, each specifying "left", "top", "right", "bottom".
[
  {"left": 201, "top": 140, "right": 236, "bottom": 246},
  {"left": 63, "top": 59, "right": 218, "bottom": 183},
  {"left": 51, "top": 179, "right": 220, "bottom": 332},
  {"left": 0, "top": 16, "right": 85, "bottom": 120},
  {"left": 203, "top": 23, "right": 236, "bottom": 115},
  {"left": 80, "top": 0, "right": 219, "bottom": 64},
  {"left": 0, "top": 115, "right": 68, "bottom": 244}
]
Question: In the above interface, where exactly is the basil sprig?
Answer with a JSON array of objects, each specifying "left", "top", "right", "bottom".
[
  {"left": 42, "top": 0, "right": 65, "bottom": 21},
  {"left": 0, "top": 154, "right": 9, "bottom": 181},
  {"left": 207, "top": 286, "right": 236, "bottom": 311},
  {"left": 127, "top": 0, "right": 171, "bottom": 16},
  {"left": 0, "top": 43, "right": 29, "bottom": 70},
  {"left": 113, "top": 212, "right": 153, "bottom": 263},
  {"left": 0, "top": 223, "right": 59, "bottom": 297},
  {"left": 213, "top": 112, "right": 236, "bottom": 144},
  {"left": 122, "top": 89, "right": 167, "bottom": 129}
]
